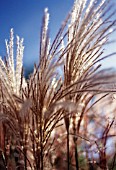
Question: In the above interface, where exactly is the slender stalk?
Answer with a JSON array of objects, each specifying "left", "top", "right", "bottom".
[
  {"left": 67, "top": 127, "right": 70, "bottom": 170},
  {"left": 64, "top": 113, "right": 70, "bottom": 170},
  {"left": 31, "top": 115, "right": 36, "bottom": 169},
  {"left": 73, "top": 115, "right": 79, "bottom": 170},
  {"left": 40, "top": 111, "right": 43, "bottom": 170},
  {"left": 74, "top": 137, "right": 79, "bottom": 170},
  {"left": 24, "top": 126, "right": 28, "bottom": 170},
  {"left": 24, "top": 147, "right": 27, "bottom": 170},
  {"left": 35, "top": 113, "right": 40, "bottom": 169}
]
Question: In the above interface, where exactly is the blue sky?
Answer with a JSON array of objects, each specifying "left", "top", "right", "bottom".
[{"left": 0, "top": 0, "right": 116, "bottom": 74}]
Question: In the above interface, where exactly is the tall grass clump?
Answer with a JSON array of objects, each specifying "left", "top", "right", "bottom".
[{"left": 0, "top": 0, "right": 116, "bottom": 169}]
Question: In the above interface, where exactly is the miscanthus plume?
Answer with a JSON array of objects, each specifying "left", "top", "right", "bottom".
[{"left": 0, "top": 0, "right": 116, "bottom": 169}]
